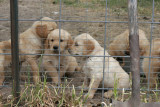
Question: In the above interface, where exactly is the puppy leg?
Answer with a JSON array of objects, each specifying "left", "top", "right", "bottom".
[
  {"left": 0, "top": 55, "right": 5, "bottom": 85},
  {"left": 75, "top": 66, "right": 81, "bottom": 71},
  {"left": 67, "top": 64, "right": 76, "bottom": 73},
  {"left": 121, "top": 57, "right": 125, "bottom": 67},
  {"left": 143, "top": 59, "right": 158, "bottom": 88},
  {"left": 0, "top": 66, "right": 4, "bottom": 86},
  {"left": 145, "top": 72, "right": 158, "bottom": 88},
  {"left": 78, "top": 75, "right": 88, "bottom": 91},
  {"left": 27, "top": 59, "right": 40, "bottom": 83},
  {"left": 67, "top": 58, "right": 80, "bottom": 72},
  {"left": 44, "top": 62, "right": 59, "bottom": 84},
  {"left": 83, "top": 75, "right": 89, "bottom": 89},
  {"left": 104, "top": 90, "right": 113, "bottom": 98},
  {"left": 149, "top": 59, "right": 160, "bottom": 88},
  {"left": 59, "top": 66, "right": 66, "bottom": 78},
  {"left": 84, "top": 77, "right": 101, "bottom": 99},
  {"left": 48, "top": 68, "right": 60, "bottom": 84}
]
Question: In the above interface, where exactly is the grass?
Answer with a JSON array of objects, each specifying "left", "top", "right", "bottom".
[
  {"left": 4, "top": 79, "right": 90, "bottom": 107},
  {"left": 0, "top": 0, "right": 4, "bottom": 3},
  {"left": 1, "top": 76, "right": 160, "bottom": 106},
  {"left": 52, "top": 0, "right": 160, "bottom": 16},
  {"left": 2, "top": 65, "right": 159, "bottom": 106},
  {"left": 3, "top": 53, "right": 90, "bottom": 106},
  {"left": 113, "top": 73, "right": 119, "bottom": 100}
]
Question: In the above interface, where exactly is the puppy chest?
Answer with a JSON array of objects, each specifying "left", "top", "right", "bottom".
[
  {"left": 83, "top": 58, "right": 103, "bottom": 74},
  {"left": 51, "top": 59, "right": 68, "bottom": 71},
  {"left": 83, "top": 67, "right": 91, "bottom": 76},
  {"left": 83, "top": 65, "right": 98, "bottom": 78}
]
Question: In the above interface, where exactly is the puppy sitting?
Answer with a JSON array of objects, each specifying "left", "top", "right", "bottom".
[
  {"left": 69, "top": 33, "right": 129, "bottom": 99},
  {"left": 43, "top": 29, "right": 79, "bottom": 84},
  {"left": 109, "top": 29, "right": 149, "bottom": 66},
  {"left": 142, "top": 38, "right": 160, "bottom": 88},
  {"left": 0, "top": 17, "right": 57, "bottom": 85}
]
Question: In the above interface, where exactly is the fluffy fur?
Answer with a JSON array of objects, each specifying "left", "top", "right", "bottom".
[
  {"left": 109, "top": 29, "right": 149, "bottom": 66},
  {"left": 0, "top": 17, "right": 57, "bottom": 85},
  {"left": 142, "top": 38, "right": 160, "bottom": 88},
  {"left": 43, "top": 29, "right": 79, "bottom": 84},
  {"left": 69, "top": 33, "right": 129, "bottom": 99}
]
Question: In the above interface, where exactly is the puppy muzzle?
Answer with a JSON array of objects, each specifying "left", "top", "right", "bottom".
[{"left": 53, "top": 46, "right": 59, "bottom": 53}]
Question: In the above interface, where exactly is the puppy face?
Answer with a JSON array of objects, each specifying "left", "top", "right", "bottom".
[
  {"left": 69, "top": 34, "right": 95, "bottom": 55},
  {"left": 32, "top": 17, "right": 57, "bottom": 38},
  {"left": 45, "top": 29, "right": 73, "bottom": 53}
]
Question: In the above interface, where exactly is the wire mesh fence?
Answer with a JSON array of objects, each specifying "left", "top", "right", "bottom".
[{"left": 0, "top": 0, "right": 160, "bottom": 106}]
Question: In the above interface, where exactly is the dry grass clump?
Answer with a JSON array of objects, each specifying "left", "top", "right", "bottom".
[{"left": 5, "top": 79, "right": 88, "bottom": 107}]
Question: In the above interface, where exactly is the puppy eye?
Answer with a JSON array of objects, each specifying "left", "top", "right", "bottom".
[
  {"left": 75, "top": 42, "right": 78, "bottom": 46},
  {"left": 60, "top": 39, "right": 63, "bottom": 42},
  {"left": 51, "top": 39, "right": 54, "bottom": 42}
]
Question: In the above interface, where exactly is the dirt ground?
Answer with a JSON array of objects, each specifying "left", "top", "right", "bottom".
[{"left": 0, "top": 0, "right": 160, "bottom": 106}]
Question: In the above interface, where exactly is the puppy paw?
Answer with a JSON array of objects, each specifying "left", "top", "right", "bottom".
[
  {"left": 104, "top": 90, "right": 113, "bottom": 99},
  {"left": 33, "top": 76, "right": 40, "bottom": 83},
  {"left": 52, "top": 77, "right": 61, "bottom": 85},
  {"left": 75, "top": 66, "right": 81, "bottom": 72}
]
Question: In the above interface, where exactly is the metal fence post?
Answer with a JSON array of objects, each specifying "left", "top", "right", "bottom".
[
  {"left": 10, "top": 0, "right": 20, "bottom": 104},
  {"left": 128, "top": 0, "right": 140, "bottom": 107}
]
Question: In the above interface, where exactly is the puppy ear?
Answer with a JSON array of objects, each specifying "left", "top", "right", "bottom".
[
  {"left": 45, "top": 39, "right": 49, "bottom": 49},
  {"left": 83, "top": 40, "right": 95, "bottom": 55},
  {"left": 67, "top": 36, "right": 74, "bottom": 48},
  {"left": 36, "top": 24, "right": 48, "bottom": 38},
  {"left": 52, "top": 22, "right": 57, "bottom": 30}
]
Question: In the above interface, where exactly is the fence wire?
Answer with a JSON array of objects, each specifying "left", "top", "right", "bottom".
[{"left": 0, "top": 0, "right": 160, "bottom": 106}]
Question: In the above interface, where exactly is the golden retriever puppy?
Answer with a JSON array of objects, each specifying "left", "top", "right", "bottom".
[
  {"left": 109, "top": 29, "right": 149, "bottom": 66},
  {"left": 0, "top": 17, "right": 57, "bottom": 85},
  {"left": 142, "top": 38, "right": 160, "bottom": 88},
  {"left": 69, "top": 33, "right": 129, "bottom": 99},
  {"left": 43, "top": 29, "right": 79, "bottom": 84}
]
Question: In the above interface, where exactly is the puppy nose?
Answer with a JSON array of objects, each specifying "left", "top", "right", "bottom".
[{"left": 53, "top": 46, "right": 58, "bottom": 50}]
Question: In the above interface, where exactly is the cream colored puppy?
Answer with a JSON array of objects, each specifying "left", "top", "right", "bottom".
[
  {"left": 43, "top": 29, "right": 79, "bottom": 84},
  {"left": 109, "top": 29, "right": 149, "bottom": 66},
  {"left": 69, "top": 33, "right": 129, "bottom": 99},
  {"left": 142, "top": 38, "right": 160, "bottom": 88},
  {"left": 0, "top": 17, "right": 57, "bottom": 85}
]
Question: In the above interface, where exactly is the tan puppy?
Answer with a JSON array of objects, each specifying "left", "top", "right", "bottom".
[
  {"left": 69, "top": 33, "right": 129, "bottom": 99},
  {"left": 142, "top": 38, "right": 160, "bottom": 88},
  {"left": 43, "top": 29, "right": 79, "bottom": 84},
  {"left": 0, "top": 17, "right": 57, "bottom": 85},
  {"left": 109, "top": 29, "right": 149, "bottom": 66}
]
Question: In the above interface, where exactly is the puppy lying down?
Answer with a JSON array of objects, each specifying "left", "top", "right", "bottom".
[
  {"left": 142, "top": 38, "right": 160, "bottom": 88},
  {"left": 43, "top": 29, "right": 79, "bottom": 84},
  {"left": 69, "top": 33, "right": 129, "bottom": 99},
  {"left": 109, "top": 29, "right": 149, "bottom": 66}
]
